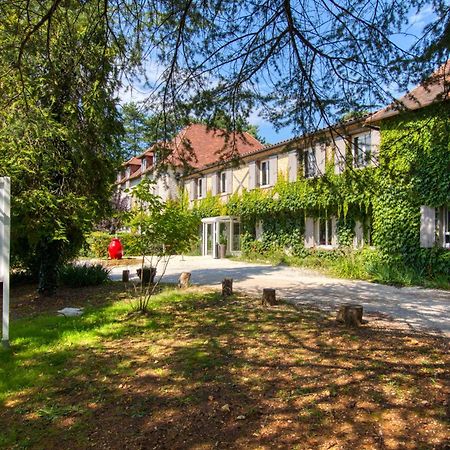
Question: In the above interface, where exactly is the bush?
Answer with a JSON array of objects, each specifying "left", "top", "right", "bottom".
[
  {"left": 83, "top": 231, "right": 143, "bottom": 258},
  {"left": 86, "top": 232, "right": 111, "bottom": 258},
  {"left": 59, "top": 264, "right": 110, "bottom": 288},
  {"left": 116, "top": 232, "right": 141, "bottom": 257}
]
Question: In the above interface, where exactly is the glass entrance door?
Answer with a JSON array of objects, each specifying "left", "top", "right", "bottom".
[{"left": 206, "top": 223, "right": 213, "bottom": 255}]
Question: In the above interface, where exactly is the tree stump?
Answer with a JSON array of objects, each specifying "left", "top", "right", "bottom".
[
  {"left": 178, "top": 272, "right": 191, "bottom": 289},
  {"left": 122, "top": 269, "right": 129, "bottom": 282},
  {"left": 222, "top": 278, "right": 233, "bottom": 297},
  {"left": 336, "top": 304, "right": 364, "bottom": 327},
  {"left": 137, "top": 267, "right": 156, "bottom": 284},
  {"left": 262, "top": 288, "right": 277, "bottom": 306}
]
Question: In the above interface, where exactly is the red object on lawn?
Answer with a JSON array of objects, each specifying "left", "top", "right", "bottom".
[{"left": 108, "top": 238, "right": 123, "bottom": 260}]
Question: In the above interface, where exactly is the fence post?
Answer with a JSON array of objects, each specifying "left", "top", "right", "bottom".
[{"left": 1, "top": 177, "right": 11, "bottom": 348}]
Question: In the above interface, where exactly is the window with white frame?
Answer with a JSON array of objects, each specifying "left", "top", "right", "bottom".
[
  {"left": 142, "top": 158, "right": 147, "bottom": 172},
  {"left": 318, "top": 218, "right": 333, "bottom": 246},
  {"left": 304, "top": 148, "right": 316, "bottom": 178},
  {"left": 353, "top": 133, "right": 371, "bottom": 168},
  {"left": 219, "top": 171, "right": 227, "bottom": 194},
  {"left": 260, "top": 160, "right": 270, "bottom": 186},
  {"left": 197, "top": 177, "right": 204, "bottom": 199}
]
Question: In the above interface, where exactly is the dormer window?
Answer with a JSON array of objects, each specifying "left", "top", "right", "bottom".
[
  {"left": 260, "top": 160, "right": 270, "bottom": 186},
  {"left": 353, "top": 133, "right": 371, "bottom": 168},
  {"left": 304, "top": 148, "right": 316, "bottom": 178},
  {"left": 142, "top": 158, "right": 147, "bottom": 172}
]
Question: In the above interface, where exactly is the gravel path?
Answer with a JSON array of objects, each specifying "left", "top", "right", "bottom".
[{"left": 109, "top": 255, "right": 450, "bottom": 337}]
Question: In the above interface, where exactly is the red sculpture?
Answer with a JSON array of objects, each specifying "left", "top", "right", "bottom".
[{"left": 108, "top": 238, "right": 123, "bottom": 260}]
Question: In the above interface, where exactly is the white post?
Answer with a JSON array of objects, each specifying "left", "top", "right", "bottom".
[{"left": 1, "top": 177, "right": 11, "bottom": 348}]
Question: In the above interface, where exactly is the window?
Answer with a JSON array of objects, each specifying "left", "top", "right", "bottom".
[
  {"left": 304, "top": 148, "right": 316, "bottom": 178},
  {"left": 318, "top": 218, "right": 333, "bottom": 246},
  {"left": 353, "top": 133, "right": 371, "bottom": 168},
  {"left": 197, "top": 177, "right": 204, "bottom": 199},
  {"left": 443, "top": 207, "right": 450, "bottom": 248},
  {"left": 141, "top": 158, "right": 147, "bottom": 172},
  {"left": 219, "top": 171, "right": 227, "bottom": 194},
  {"left": 260, "top": 160, "right": 270, "bottom": 186}
]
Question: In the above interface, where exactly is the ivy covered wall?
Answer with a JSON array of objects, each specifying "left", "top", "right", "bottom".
[
  {"left": 192, "top": 101, "right": 450, "bottom": 275},
  {"left": 373, "top": 101, "right": 450, "bottom": 272}
]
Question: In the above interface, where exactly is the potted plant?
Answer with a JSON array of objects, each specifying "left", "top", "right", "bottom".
[{"left": 218, "top": 233, "right": 227, "bottom": 259}]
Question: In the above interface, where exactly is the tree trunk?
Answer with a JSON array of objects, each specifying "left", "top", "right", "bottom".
[
  {"left": 178, "top": 272, "right": 191, "bottom": 288},
  {"left": 122, "top": 269, "right": 129, "bottom": 282},
  {"left": 37, "top": 239, "right": 61, "bottom": 296},
  {"left": 336, "top": 304, "right": 364, "bottom": 327},
  {"left": 222, "top": 278, "right": 233, "bottom": 297},
  {"left": 262, "top": 288, "right": 277, "bottom": 306}
]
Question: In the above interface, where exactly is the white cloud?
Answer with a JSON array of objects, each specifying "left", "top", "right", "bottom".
[{"left": 408, "top": 5, "right": 434, "bottom": 29}]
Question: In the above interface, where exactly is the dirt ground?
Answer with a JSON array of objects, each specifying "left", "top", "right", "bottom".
[{"left": 2, "top": 284, "right": 449, "bottom": 449}]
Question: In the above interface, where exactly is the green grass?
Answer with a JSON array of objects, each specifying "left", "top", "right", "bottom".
[
  {"left": 1, "top": 286, "right": 448, "bottom": 449},
  {"left": 235, "top": 248, "right": 450, "bottom": 289},
  {"left": 0, "top": 288, "right": 207, "bottom": 404}
]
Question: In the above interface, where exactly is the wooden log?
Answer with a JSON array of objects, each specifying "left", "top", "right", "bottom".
[
  {"left": 222, "top": 278, "right": 233, "bottom": 297},
  {"left": 122, "top": 269, "right": 129, "bottom": 283},
  {"left": 178, "top": 272, "right": 191, "bottom": 289},
  {"left": 262, "top": 288, "right": 277, "bottom": 306},
  {"left": 336, "top": 304, "right": 364, "bottom": 327}
]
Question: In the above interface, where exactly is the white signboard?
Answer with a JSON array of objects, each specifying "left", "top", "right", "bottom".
[{"left": 0, "top": 177, "right": 11, "bottom": 347}]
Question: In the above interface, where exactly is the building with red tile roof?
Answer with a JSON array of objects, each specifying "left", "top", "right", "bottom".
[{"left": 116, "top": 123, "right": 264, "bottom": 203}]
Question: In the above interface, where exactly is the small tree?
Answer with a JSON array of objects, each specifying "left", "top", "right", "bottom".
[{"left": 128, "top": 179, "right": 198, "bottom": 313}]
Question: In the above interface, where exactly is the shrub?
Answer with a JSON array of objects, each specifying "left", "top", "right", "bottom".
[
  {"left": 116, "top": 232, "right": 141, "bottom": 257},
  {"left": 87, "top": 232, "right": 111, "bottom": 258},
  {"left": 59, "top": 264, "right": 110, "bottom": 288}
]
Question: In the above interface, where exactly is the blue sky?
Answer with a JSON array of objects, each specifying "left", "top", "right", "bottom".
[{"left": 118, "top": 4, "right": 438, "bottom": 145}]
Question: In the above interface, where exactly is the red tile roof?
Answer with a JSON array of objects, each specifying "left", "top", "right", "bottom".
[
  {"left": 117, "top": 123, "right": 263, "bottom": 184},
  {"left": 368, "top": 61, "right": 450, "bottom": 122},
  {"left": 122, "top": 156, "right": 141, "bottom": 167},
  {"left": 169, "top": 123, "right": 264, "bottom": 169}
]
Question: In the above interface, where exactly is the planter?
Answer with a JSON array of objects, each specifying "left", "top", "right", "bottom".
[
  {"left": 136, "top": 267, "right": 156, "bottom": 284},
  {"left": 218, "top": 244, "right": 227, "bottom": 259}
]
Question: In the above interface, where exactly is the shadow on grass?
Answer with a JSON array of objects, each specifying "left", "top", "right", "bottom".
[{"left": 0, "top": 289, "right": 449, "bottom": 449}]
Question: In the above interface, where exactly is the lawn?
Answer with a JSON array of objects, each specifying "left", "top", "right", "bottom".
[{"left": 0, "top": 284, "right": 449, "bottom": 449}]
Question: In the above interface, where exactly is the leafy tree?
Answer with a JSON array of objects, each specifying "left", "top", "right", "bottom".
[
  {"left": 0, "top": 1, "right": 124, "bottom": 294},
  {"left": 127, "top": 179, "right": 198, "bottom": 313}
]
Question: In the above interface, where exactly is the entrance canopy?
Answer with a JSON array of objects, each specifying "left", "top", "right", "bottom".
[{"left": 201, "top": 216, "right": 241, "bottom": 258}]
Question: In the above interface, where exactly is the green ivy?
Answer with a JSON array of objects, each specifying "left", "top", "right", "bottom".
[{"left": 194, "top": 102, "right": 450, "bottom": 278}]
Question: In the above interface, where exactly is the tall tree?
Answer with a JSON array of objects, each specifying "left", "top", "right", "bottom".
[
  {"left": 121, "top": 102, "right": 150, "bottom": 158},
  {"left": 0, "top": 1, "right": 124, "bottom": 294}
]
